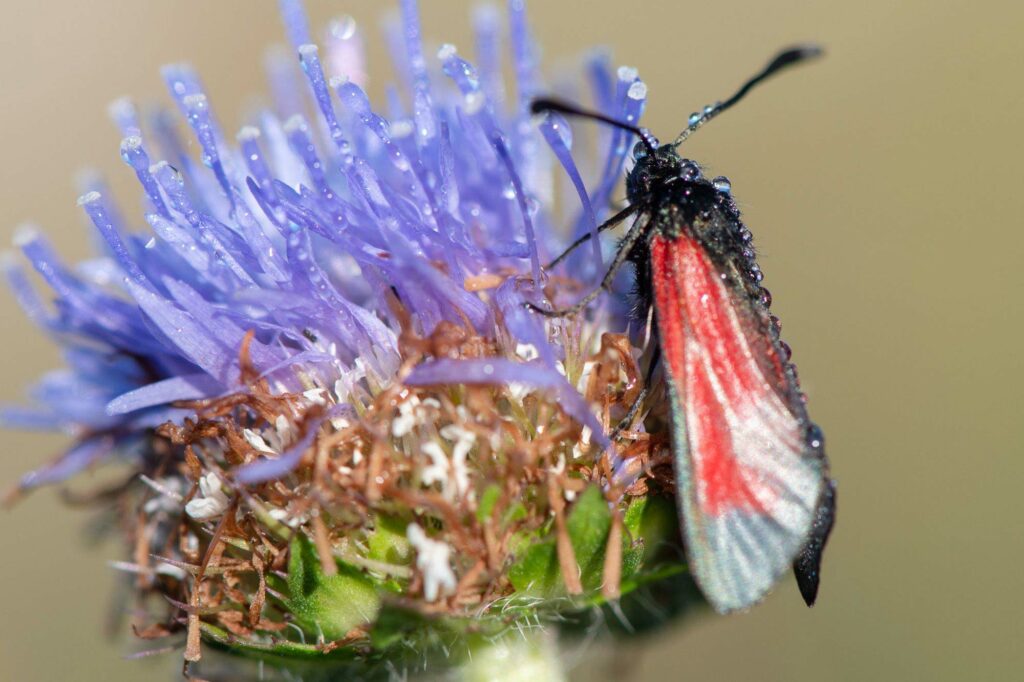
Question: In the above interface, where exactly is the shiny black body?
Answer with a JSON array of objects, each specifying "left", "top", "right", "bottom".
[{"left": 624, "top": 145, "right": 764, "bottom": 320}]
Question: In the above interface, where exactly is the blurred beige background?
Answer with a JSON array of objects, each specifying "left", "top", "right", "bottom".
[{"left": 1, "top": 0, "right": 1021, "bottom": 680}]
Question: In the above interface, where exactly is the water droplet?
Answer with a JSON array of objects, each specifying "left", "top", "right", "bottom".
[
  {"left": 330, "top": 15, "right": 357, "bottom": 40},
  {"left": 779, "top": 340, "right": 792, "bottom": 361},
  {"left": 760, "top": 288, "right": 773, "bottom": 308},
  {"left": 616, "top": 65, "right": 639, "bottom": 82},
  {"left": 806, "top": 423, "right": 824, "bottom": 450},
  {"left": 393, "top": 153, "right": 411, "bottom": 172},
  {"left": 464, "top": 91, "right": 486, "bottom": 115},
  {"left": 703, "top": 104, "right": 714, "bottom": 115},
  {"left": 437, "top": 43, "right": 458, "bottom": 61},
  {"left": 688, "top": 112, "right": 701, "bottom": 126},
  {"left": 712, "top": 176, "right": 732, "bottom": 194},
  {"left": 681, "top": 162, "right": 701, "bottom": 182}
]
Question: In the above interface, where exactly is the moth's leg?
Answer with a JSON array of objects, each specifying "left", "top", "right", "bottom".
[
  {"left": 610, "top": 344, "right": 660, "bottom": 440},
  {"left": 526, "top": 216, "right": 648, "bottom": 317},
  {"left": 546, "top": 204, "right": 637, "bottom": 269}
]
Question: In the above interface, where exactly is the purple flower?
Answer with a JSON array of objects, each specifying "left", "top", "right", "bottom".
[
  {"left": 3, "top": 0, "right": 647, "bottom": 492},
  {"left": 3, "top": 1, "right": 687, "bottom": 671}
]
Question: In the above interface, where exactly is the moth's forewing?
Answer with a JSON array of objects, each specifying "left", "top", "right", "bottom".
[{"left": 650, "top": 232, "right": 825, "bottom": 613}]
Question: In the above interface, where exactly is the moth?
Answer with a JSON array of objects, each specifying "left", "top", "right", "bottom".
[{"left": 531, "top": 46, "right": 836, "bottom": 612}]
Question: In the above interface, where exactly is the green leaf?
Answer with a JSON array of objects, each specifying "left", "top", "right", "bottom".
[
  {"left": 367, "top": 514, "right": 412, "bottom": 566},
  {"left": 476, "top": 484, "right": 501, "bottom": 522},
  {"left": 369, "top": 603, "right": 433, "bottom": 651},
  {"left": 621, "top": 494, "right": 677, "bottom": 578},
  {"left": 567, "top": 485, "right": 614, "bottom": 591},
  {"left": 507, "top": 536, "right": 559, "bottom": 596},
  {"left": 284, "top": 535, "right": 381, "bottom": 641},
  {"left": 507, "top": 485, "right": 612, "bottom": 597},
  {"left": 199, "top": 622, "right": 358, "bottom": 661},
  {"left": 503, "top": 499, "right": 528, "bottom": 524},
  {"left": 507, "top": 488, "right": 688, "bottom": 608}
]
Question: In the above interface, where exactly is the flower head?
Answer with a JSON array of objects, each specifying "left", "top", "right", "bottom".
[{"left": 4, "top": 0, "right": 691, "bottom": 672}]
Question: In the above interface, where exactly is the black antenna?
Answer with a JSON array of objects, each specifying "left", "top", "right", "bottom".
[
  {"left": 530, "top": 98, "right": 658, "bottom": 155},
  {"left": 672, "top": 44, "right": 823, "bottom": 147}
]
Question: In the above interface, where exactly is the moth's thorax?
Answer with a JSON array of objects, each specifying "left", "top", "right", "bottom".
[
  {"left": 625, "top": 142, "right": 763, "bottom": 318},
  {"left": 627, "top": 144, "right": 744, "bottom": 254}
]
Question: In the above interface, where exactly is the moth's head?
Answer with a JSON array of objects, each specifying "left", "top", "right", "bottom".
[{"left": 627, "top": 142, "right": 688, "bottom": 202}]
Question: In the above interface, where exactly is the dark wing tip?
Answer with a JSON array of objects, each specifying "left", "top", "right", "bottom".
[
  {"left": 793, "top": 477, "right": 837, "bottom": 607},
  {"left": 794, "top": 560, "right": 821, "bottom": 607}
]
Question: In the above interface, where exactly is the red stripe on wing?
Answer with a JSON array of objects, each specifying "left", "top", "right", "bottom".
[
  {"left": 655, "top": 236, "right": 774, "bottom": 512},
  {"left": 682, "top": 349, "right": 769, "bottom": 515},
  {"left": 651, "top": 234, "right": 802, "bottom": 516},
  {"left": 650, "top": 233, "right": 824, "bottom": 612}
]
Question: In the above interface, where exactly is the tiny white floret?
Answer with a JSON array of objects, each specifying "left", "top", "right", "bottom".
[
  {"left": 243, "top": 428, "right": 276, "bottom": 454},
  {"left": 514, "top": 343, "right": 539, "bottom": 361},
  {"left": 392, "top": 398, "right": 419, "bottom": 437},
  {"left": 507, "top": 381, "right": 533, "bottom": 402},
  {"left": 420, "top": 441, "right": 450, "bottom": 489},
  {"left": 407, "top": 523, "right": 457, "bottom": 602},
  {"left": 185, "top": 472, "right": 230, "bottom": 520},
  {"left": 440, "top": 424, "right": 475, "bottom": 499},
  {"left": 302, "top": 388, "right": 328, "bottom": 405}
]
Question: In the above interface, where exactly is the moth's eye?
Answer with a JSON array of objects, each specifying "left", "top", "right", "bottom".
[{"left": 631, "top": 141, "right": 648, "bottom": 161}]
